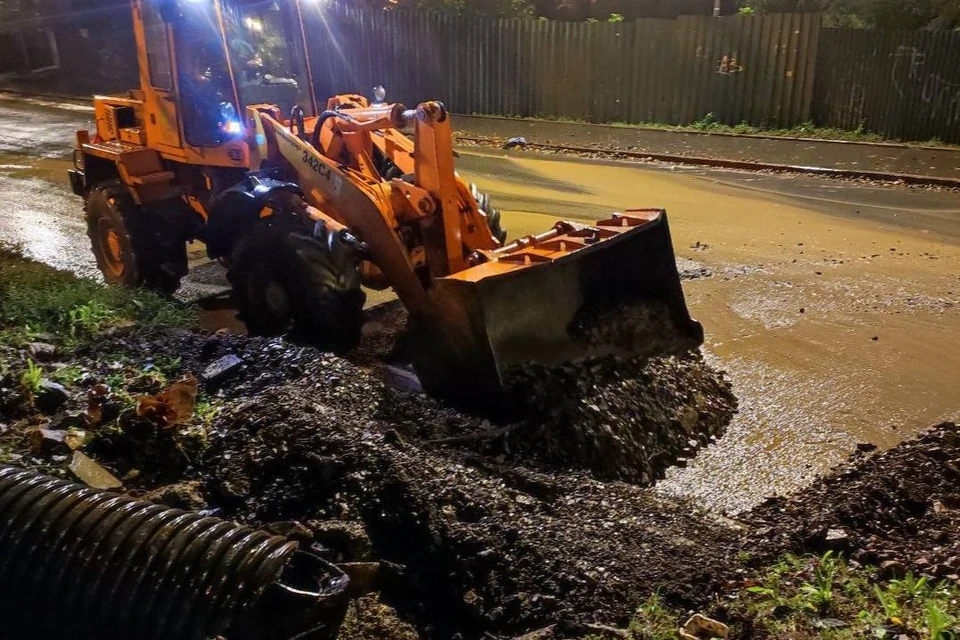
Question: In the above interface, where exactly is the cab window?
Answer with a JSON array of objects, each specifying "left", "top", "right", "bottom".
[{"left": 143, "top": 2, "right": 173, "bottom": 90}]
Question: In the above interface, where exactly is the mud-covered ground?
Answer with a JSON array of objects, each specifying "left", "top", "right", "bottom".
[{"left": 3, "top": 309, "right": 958, "bottom": 638}]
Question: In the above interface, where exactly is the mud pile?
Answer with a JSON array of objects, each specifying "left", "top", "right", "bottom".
[
  {"left": 745, "top": 422, "right": 960, "bottom": 576},
  {"left": 4, "top": 323, "right": 740, "bottom": 637},
  {"left": 197, "top": 353, "right": 740, "bottom": 637},
  {"left": 503, "top": 355, "right": 736, "bottom": 483}
]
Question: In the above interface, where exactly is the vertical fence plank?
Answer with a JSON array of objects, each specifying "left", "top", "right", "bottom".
[{"left": 300, "top": 4, "right": 960, "bottom": 144}]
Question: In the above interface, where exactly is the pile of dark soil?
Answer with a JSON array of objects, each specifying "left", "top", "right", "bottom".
[
  {"left": 744, "top": 422, "right": 960, "bottom": 578},
  {"left": 503, "top": 355, "right": 735, "bottom": 483},
  {"left": 199, "top": 366, "right": 740, "bottom": 638},
  {"left": 27, "top": 326, "right": 737, "bottom": 637}
]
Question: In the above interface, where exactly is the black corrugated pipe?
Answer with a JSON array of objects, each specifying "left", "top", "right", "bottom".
[{"left": 0, "top": 465, "right": 349, "bottom": 640}]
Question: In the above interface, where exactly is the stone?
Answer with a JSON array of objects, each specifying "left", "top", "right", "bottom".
[
  {"left": 824, "top": 527, "right": 851, "bottom": 550},
  {"left": 28, "top": 428, "right": 69, "bottom": 455},
  {"left": 307, "top": 520, "right": 375, "bottom": 561},
  {"left": 63, "top": 428, "right": 90, "bottom": 451},
  {"left": 69, "top": 451, "right": 122, "bottom": 489},
  {"left": 340, "top": 562, "right": 380, "bottom": 596},
  {"left": 34, "top": 380, "right": 70, "bottom": 413},
  {"left": 27, "top": 342, "right": 57, "bottom": 360},
  {"left": 880, "top": 560, "right": 906, "bottom": 579},
  {"left": 143, "top": 481, "right": 207, "bottom": 510},
  {"left": 680, "top": 613, "right": 729, "bottom": 640},
  {"left": 202, "top": 354, "right": 243, "bottom": 384}
]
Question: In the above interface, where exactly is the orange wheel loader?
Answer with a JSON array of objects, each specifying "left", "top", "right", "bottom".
[{"left": 68, "top": 0, "right": 702, "bottom": 402}]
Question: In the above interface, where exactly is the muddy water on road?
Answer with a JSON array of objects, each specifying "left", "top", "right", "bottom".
[
  {"left": 457, "top": 150, "right": 960, "bottom": 514},
  {"left": 0, "top": 99, "right": 97, "bottom": 276}
]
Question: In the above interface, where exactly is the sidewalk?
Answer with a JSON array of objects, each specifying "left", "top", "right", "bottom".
[{"left": 454, "top": 115, "right": 960, "bottom": 184}]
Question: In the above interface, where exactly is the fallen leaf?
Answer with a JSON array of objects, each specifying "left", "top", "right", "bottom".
[{"left": 136, "top": 373, "right": 198, "bottom": 428}]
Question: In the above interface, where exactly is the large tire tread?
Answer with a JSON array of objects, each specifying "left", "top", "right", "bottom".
[{"left": 85, "top": 181, "right": 186, "bottom": 294}]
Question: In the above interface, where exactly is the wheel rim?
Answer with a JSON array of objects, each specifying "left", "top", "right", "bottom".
[
  {"left": 262, "top": 279, "right": 293, "bottom": 323},
  {"left": 98, "top": 220, "right": 126, "bottom": 278}
]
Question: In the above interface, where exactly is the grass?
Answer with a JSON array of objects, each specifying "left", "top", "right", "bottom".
[
  {"left": 0, "top": 245, "right": 195, "bottom": 349},
  {"left": 470, "top": 112, "right": 956, "bottom": 147},
  {"left": 620, "top": 553, "right": 960, "bottom": 640}
]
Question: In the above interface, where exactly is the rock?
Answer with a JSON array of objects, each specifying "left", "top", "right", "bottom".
[
  {"left": 880, "top": 560, "right": 906, "bottom": 579},
  {"left": 34, "top": 380, "right": 70, "bottom": 414},
  {"left": 337, "top": 594, "right": 419, "bottom": 640},
  {"left": 824, "top": 527, "right": 851, "bottom": 550},
  {"left": 142, "top": 480, "right": 207, "bottom": 510},
  {"left": 340, "top": 562, "right": 381, "bottom": 596},
  {"left": 27, "top": 342, "right": 57, "bottom": 360},
  {"left": 28, "top": 428, "right": 69, "bottom": 455},
  {"left": 63, "top": 428, "right": 90, "bottom": 451},
  {"left": 680, "top": 613, "right": 729, "bottom": 639},
  {"left": 202, "top": 354, "right": 243, "bottom": 384},
  {"left": 307, "top": 520, "right": 375, "bottom": 561},
  {"left": 69, "top": 451, "right": 123, "bottom": 489},
  {"left": 856, "top": 442, "right": 878, "bottom": 453},
  {"left": 262, "top": 520, "right": 315, "bottom": 544}
]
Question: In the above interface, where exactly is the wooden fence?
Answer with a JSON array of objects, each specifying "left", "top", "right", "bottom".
[
  {"left": 813, "top": 28, "right": 960, "bottom": 143},
  {"left": 305, "top": 7, "right": 822, "bottom": 129},
  {"left": 4, "top": 5, "right": 960, "bottom": 142}
]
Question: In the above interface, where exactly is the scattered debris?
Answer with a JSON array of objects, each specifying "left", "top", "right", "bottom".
[
  {"left": 202, "top": 353, "right": 244, "bottom": 384},
  {"left": 27, "top": 342, "right": 57, "bottom": 360},
  {"left": 28, "top": 428, "right": 68, "bottom": 455},
  {"left": 69, "top": 450, "right": 123, "bottom": 489},
  {"left": 34, "top": 379, "right": 70, "bottom": 413},
  {"left": 502, "top": 136, "right": 528, "bottom": 150},
  {"left": 680, "top": 613, "right": 729, "bottom": 640},
  {"left": 135, "top": 373, "right": 198, "bottom": 427}
]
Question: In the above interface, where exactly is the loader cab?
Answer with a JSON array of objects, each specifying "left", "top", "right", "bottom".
[{"left": 138, "top": 0, "right": 316, "bottom": 163}]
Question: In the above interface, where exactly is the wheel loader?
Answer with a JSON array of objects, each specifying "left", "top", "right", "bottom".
[{"left": 68, "top": 0, "right": 703, "bottom": 402}]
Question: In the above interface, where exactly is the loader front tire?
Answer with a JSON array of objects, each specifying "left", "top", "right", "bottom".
[
  {"left": 85, "top": 182, "right": 186, "bottom": 294},
  {"left": 228, "top": 218, "right": 366, "bottom": 354},
  {"left": 470, "top": 183, "right": 507, "bottom": 244}
]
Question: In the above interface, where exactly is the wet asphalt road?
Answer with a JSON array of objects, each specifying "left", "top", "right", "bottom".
[{"left": 2, "top": 94, "right": 959, "bottom": 514}]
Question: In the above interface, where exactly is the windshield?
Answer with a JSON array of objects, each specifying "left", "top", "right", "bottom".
[
  {"left": 173, "top": 0, "right": 314, "bottom": 147},
  {"left": 222, "top": 0, "right": 313, "bottom": 116}
]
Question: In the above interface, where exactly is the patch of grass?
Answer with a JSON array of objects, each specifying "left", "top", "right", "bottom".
[
  {"left": 50, "top": 364, "right": 85, "bottom": 386},
  {"left": 0, "top": 246, "right": 195, "bottom": 349},
  {"left": 627, "top": 592, "right": 678, "bottom": 640},
  {"left": 473, "top": 113, "right": 956, "bottom": 147},
  {"left": 19, "top": 358, "right": 43, "bottom": 396},
  {"left": 727, "top": 553, "right": 960, "bottom": 639},
  {"left": 620, "top": 555, "right": 960, "bottom": 640}
]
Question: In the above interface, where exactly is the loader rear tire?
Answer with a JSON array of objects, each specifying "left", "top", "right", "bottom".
[
  {"left": 228, "top": 217, "right": 366, "bottom": 354},
  {"left": 85, "top": 182, "right": 186, "bottom": 294}
]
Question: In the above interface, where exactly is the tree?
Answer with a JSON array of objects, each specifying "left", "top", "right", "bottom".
[{"left": 740, "top": 0, "right": 960, "bottom": 29}]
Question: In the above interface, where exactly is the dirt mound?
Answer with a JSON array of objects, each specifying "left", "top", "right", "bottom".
[
  {"left": 152, "top": 332, "right": 740, "bottom": 638},
  {"left": 201, "top": 377, "right": 740, "bottom": 637},
  {"left": 502, "top": 355, "right": 736, "bottom": 483},
  {"left": 745, "top": 422, "right": 960, "bottom": 576}
]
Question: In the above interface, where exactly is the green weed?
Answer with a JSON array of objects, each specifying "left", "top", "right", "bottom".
[
  {"left": 0, "top": 246, "right": 195, "bottom": 349},
  {"left": 926, "top": 602, "right": 957, "bottom": 640},
  {"left": 798, "top": 551, "right": 840, "bottom": 612},
  {"left": 627, "top": 591, "right": 677, "bottom": 640},
  {"left": 19, "top": 358, "right": 43, "bottom": 396}
]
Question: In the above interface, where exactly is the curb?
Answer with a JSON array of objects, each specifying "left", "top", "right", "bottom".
[
  {"left": 456, "top": 135, "right": 960, "bottom": 189},
  {"left": 456, "top": 113, "right": 960, "bottom": 154}
]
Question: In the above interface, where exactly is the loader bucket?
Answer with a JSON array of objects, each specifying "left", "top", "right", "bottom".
[{"left": 409, "top": 209, "right": 703, "bottom": 404}]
